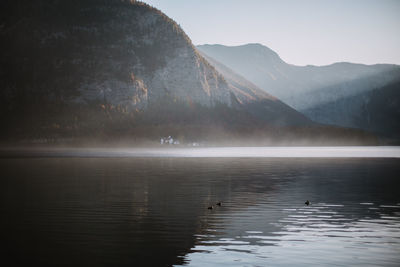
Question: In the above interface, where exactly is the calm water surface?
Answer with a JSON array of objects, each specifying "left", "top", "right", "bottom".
[{"left": 0, "top": 153, "right": 399, "bottom": 266}]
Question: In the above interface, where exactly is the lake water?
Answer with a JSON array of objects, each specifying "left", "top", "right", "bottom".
[{"left": 1, "top": 147, "right": 399, "bottom": 266}]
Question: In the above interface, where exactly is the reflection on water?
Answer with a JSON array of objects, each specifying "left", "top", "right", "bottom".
[
  {"left": 0, "top": 157, "right": 399, "bottom": 266},
  {"left": 186, "top": 203, "right": 400, "bottom": 266}
]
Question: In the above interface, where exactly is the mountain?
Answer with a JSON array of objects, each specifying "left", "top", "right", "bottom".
[
  {"left": 0, "top": 0, "right": 233, "bottom": 110},
  {"left": 0, "top": 0, "right": 313, "bottom": 142},
  {"left": 197, "top": 44, "right": 400, "bottom": 139},
  {"left": 304, "top": 81, "right": 400, "bottom": 140},
  {"left": 197, "top": 51, "right": 310, "bottom": 126}
]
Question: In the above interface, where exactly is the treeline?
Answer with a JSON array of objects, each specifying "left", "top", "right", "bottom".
[
  {"left": 0, "top": 95, "right": 378, "bottom": 146},
  {"left": 0, "top": 95, "right": 252, "bottom": 139}
]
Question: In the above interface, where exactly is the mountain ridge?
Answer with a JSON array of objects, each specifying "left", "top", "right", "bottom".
[
  {"left": 197, "top": 43, "right": 400, "bottom": 140},
  {"left": 0, "top": 0, "right": 317, "bottom": 143}
]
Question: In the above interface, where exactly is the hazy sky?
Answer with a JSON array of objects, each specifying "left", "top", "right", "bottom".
[{"left": 142, "top": 0, "right": 400, "bottom": 66}]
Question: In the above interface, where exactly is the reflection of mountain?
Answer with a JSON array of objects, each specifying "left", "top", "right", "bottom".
[
  {"left": 0, "top": 157, "right": 281, "bottom": 266},
  {"left": 1, "top": 157, "right": 399, "bottom": 266},
  {"left": 197, "top": 44, "right": 400, "bottom": 139}
]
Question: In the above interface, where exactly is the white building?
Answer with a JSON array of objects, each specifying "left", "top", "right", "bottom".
[{"left": 160, "top": 136, "right": 179, "bottom": 145}]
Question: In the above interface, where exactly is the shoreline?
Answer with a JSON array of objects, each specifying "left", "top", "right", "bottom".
[{"left": 1, "top": 146, "right": 399, "bottom": 159}]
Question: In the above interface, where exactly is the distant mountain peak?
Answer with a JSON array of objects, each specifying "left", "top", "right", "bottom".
[
  {"left": 197, "top": 43, "right": 285, "bottom": 70},
  {"left": 197, "top": 43, "right": 400, "bottom": 139}
]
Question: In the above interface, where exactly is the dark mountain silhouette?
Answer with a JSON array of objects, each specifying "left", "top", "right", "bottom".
[
  {"left": 304, "top": 81, "right": 400, "bottom": 141},
  {"left": 0, "top": 0, "right": 316, "bottom": 142},
  {"left": 197, "top": 44, "right": 400, "bottom": 140},
  {"left": 0, "top": 1, "right": 378, "bottom": 145}
]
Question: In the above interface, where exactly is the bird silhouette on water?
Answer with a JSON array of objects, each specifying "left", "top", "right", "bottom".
[
  {"left": 208, "top": 202, "right": 222, "bottom": 210},
  {"left": 305, "top": 200, "right": 310, "bottom": 206}
]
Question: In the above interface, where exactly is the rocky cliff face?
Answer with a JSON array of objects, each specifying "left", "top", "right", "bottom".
[
  {"left": 0, "top": 0, "right": 235, "bottom": 113},
  {"left": 0, "top": 0, "right": 317, "bottom": 141},
  {"left": 198, "top": 51, "right": 311, "bottom": 126}
]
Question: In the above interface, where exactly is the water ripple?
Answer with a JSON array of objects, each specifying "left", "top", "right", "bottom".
[{"left": 184, "top": 202, "right": 400, "bottom": 266}]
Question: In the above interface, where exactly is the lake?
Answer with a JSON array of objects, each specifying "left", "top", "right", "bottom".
[{"left": 0, "top": 147, "right": 399, "bottom": 266}]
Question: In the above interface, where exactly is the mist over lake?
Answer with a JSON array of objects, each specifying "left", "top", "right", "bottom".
[{"left": 1, "top": 0, "right": 400, "bottom": 266}]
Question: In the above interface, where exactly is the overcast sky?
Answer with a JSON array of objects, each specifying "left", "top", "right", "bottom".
[{"left": 142, "top": 0, "right": 400, "bottom": 66}]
